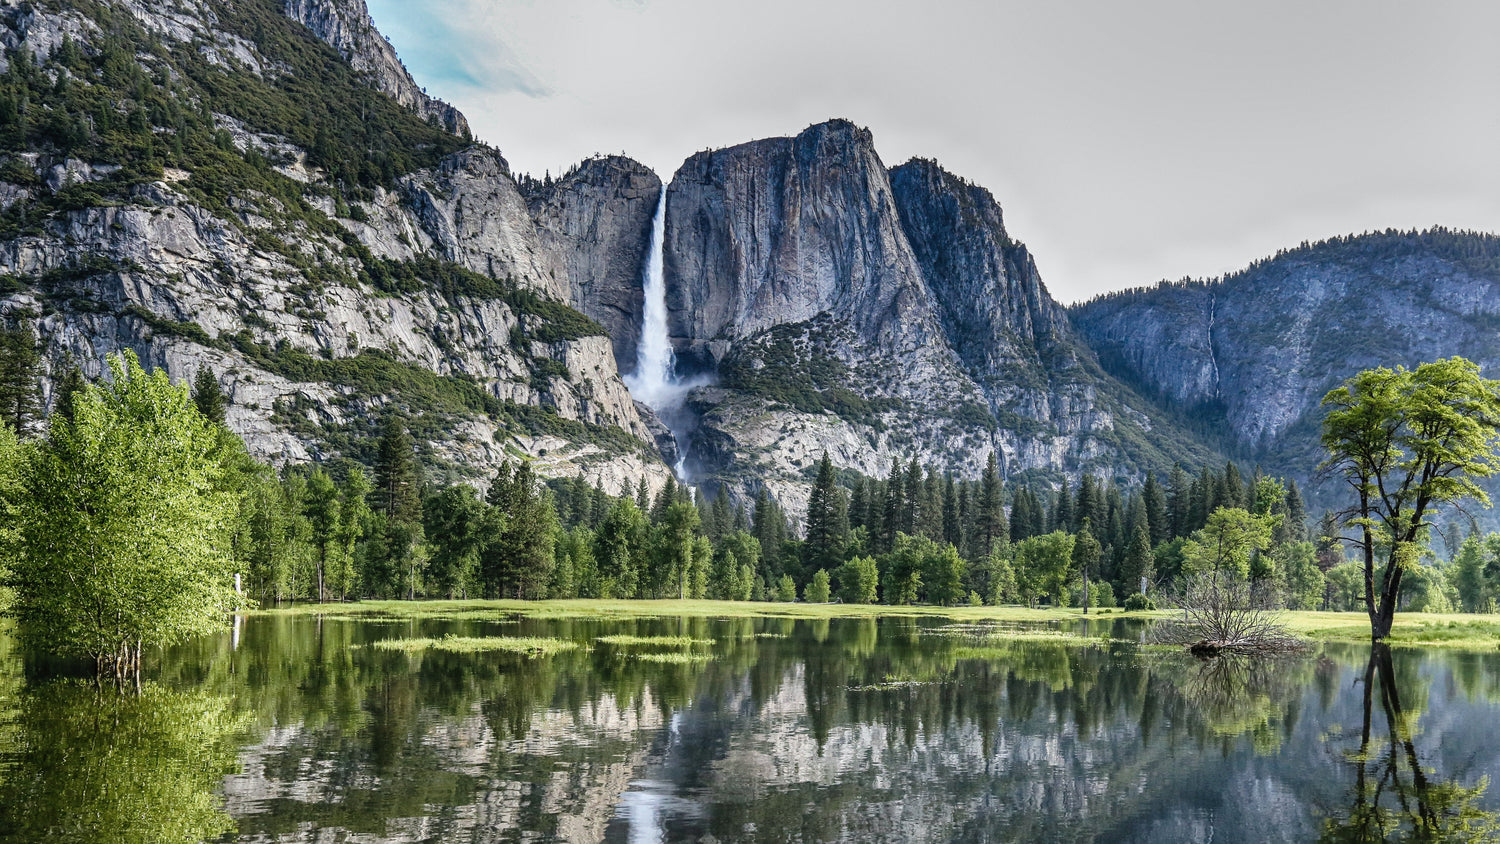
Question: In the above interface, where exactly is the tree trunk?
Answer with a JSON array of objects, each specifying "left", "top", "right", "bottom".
[{"left": 1082, "top": 569, "right": 1090, "bottom": 615}]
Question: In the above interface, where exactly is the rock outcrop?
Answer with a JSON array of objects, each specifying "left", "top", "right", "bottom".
[
  {"left": 0, "top": 0, "right": 672, "bottom": 496},
  {"left": 281, "top": 0, "right": 470, "bottom": 136},
  {"left": 660, "top": 121, "right": 1215, "bottom": 513},
  {"left": 527, "top": 156, "right": 662, "bottom": 371}
]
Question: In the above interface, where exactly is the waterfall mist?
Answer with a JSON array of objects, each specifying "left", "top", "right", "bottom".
[{"left": 623, "top": 186, "right": 708, "bottom": 481}]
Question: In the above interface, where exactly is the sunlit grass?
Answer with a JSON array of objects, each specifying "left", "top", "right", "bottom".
[
  {"left": 594, "top": 634, "right": 715, "bottom": 648},
  {"left": 369, "top": 635, "right": 580, "bottom": 656},
  {"left": 631, "top": 651, "right": 714, "bottom": 664},
  {"left": 258, "top": 599, "right": 1500, "bottom": 649}
]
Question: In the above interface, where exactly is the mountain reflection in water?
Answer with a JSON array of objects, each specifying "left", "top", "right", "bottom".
[{"left": 2, "top": 614, "right": 1500, "bottom": 843}]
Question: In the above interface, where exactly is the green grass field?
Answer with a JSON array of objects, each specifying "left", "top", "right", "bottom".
[{"left": 252, "top": 599, "right": 1500, "bottom": 649}]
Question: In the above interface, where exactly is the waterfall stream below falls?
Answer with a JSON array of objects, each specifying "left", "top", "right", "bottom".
[{"left": 623, "top": 186, "right": 705, "bottom": 481}]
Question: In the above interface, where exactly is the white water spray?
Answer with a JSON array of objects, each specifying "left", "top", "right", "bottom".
[{"left": 624, "top": 186, "right": 706, "bottom": 480}]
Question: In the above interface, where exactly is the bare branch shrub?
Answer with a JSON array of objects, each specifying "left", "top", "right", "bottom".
[{"left": 1153, "top": 573, "right": 1307, "bottom": 657}]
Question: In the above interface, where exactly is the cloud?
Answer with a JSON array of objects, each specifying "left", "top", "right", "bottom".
[{"left": 366, "top": 0, "right": 549, "bottom": 98}]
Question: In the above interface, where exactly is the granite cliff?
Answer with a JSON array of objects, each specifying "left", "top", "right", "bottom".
[
  {"left": 0, "top": 0, "right": 673, "bottom": 494},
  {"left": 659, "top": 121, "right": 1215, "bottom": 512}
]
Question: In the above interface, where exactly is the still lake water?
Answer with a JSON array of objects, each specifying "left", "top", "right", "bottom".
[{"left": 2, "top": 612, "right": 1500, "bottom": 843}]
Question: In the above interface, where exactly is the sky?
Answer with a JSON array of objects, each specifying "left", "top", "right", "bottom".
[{"left": 365, "top": 0, "right": 1500, "bottom": 304}]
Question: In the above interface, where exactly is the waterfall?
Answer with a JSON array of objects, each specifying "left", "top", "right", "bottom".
[{"left": 624, "top": 186, "right": 703, "bottom": 480}]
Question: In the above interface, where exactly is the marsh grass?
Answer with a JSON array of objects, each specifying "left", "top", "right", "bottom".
[
  {"left": 631, "top": 652, "right": 715, "bottom": 665},
  {"left": 258, "top": 599, "right": 1500, "bottom": 649},
  {"left": 595, "top": 635, "right": 715, "bottom": 649},
  {"left": 370, "top": 635, "right": 580, "bottom": 656}
]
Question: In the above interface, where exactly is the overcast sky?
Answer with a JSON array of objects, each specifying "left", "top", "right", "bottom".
[{"left": 365, "top": 0, "right": 1500, "bottom": 304}]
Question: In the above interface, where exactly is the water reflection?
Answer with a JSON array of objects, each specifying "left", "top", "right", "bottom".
[
  {"left": 1319, "top": 646, "right": 1500, "bottom": 842},
  {"left": 1, "top": 616, "right": 1500, "bottom": 842}
]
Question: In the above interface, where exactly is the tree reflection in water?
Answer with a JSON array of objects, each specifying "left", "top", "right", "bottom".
[
  {"left": 1319, "top": 645, "right": 1500, "bottom": 842},
  {"left": 0, "top": 681, "right": 248, "bottom": 844}
]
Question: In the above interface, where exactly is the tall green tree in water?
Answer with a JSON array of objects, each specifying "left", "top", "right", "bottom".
[
  {"left": 1320, "top": 358, "right": 1500, "bottom": 641},
  {"left": 10, "top": 351, "right": 237, "bottom": 676}
]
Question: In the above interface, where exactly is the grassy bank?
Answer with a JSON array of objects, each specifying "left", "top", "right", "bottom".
[{"left": 250, "top": 599, "right": 1500, "bottom": 649}]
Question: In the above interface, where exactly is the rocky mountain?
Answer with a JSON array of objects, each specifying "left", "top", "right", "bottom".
[
  {"left": 281, "top": 0, "right": 469, "bottom": 136},
  {"left": 0, "top": 0, "right": 673, "bottom": 495},
  {"left": 660, "top": 120, "right": 1216, "bottom": 511},
  {"left": 525, "top": 155, "right": 662, "bottom": 372},
  {"left": 1069, "top": 228, "right": 1500, "bottom": 510}
]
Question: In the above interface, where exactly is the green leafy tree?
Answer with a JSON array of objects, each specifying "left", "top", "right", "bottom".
[
  {"left": 303, "top": 468, "right": 343, "bottom": 602},
  {"left": 0, "top": 422, "right": 27, "bottom": 606},
  {"left": 776, "top": 573, "right": 797, "bottom": 602},
  {"left": 11, "top": 351, "right": 237, "bottom": 676},
  {"left": 1320, "top": 358, "right": 1500, "bottom": 640},
  {"left": 835, "top": 555, "right": 879, "bottom": 604},
  {"left": 1275, "top": 541, "right": 1325, "bottom": 611},
  {"left": 1451, "top": 534, "right": 1490, "bottom": 613},
  {"left": 805, "top": 569, "right": 831, "bottom": 603},
  {"left": 1012, "top": 531, "right": 1075, "bottom": 607},
  {"left": 329, "top": 469, "right": 370, "bottom": 601},
  {"left": 1181, "top": 508, "right": 1275, "bottom": 580}
]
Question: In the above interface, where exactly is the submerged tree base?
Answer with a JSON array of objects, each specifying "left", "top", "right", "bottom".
[{"left": 1157, "top": 575, "right": 1309, "bottom": 658}]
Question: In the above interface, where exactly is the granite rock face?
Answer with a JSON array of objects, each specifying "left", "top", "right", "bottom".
[
  {"left": 281, "top": 0, "right": 470, "bottom": 136},
  {"left": 660, "top": 121, "right": 1214, "bottom": 514},
  {"left": 0, "top": 0, "right": 673, "bottom": 496},
  {"left": 527, "top": 156, "right": 663, "bottom": 372}
]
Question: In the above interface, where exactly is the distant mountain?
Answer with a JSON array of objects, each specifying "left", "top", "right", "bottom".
[{"left": 1069, "top": 228, "right": 1500, "bottom": 520}]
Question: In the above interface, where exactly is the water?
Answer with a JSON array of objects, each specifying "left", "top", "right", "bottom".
[
  {"left": 623, "top": 186, "right": 707, "bottom": 481},
  {"left": 3, "top": 614, "right": 1500, "bottom": 843}
]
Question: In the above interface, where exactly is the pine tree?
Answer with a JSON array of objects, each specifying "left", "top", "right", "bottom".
[
  {"left": 803, "top": 452, "right": 847, "bottom": 573},
  {"left": 190, "top": 365, "right": 225, "bottom": 426},
  {"left": 0, "top": 324, "right": 41, "bottom": 433},
  {"left": 881, "top": 459, "right": 904, "bottom": 552},
  {"left": 1074, "top": 476, "right": 1096, "bottom": 535},
  {"left": 849, "top": 478, "right": 868, "bottom": 533},
  {"left": 977, "top": 453, "right": 1006, "bottom": 550},
  {"left": 902, "top": 456, "right": 921, "bottom": 535},
  {"left": 942, "top": 474, "right": 961, "bottom": 550},
  {"left": 1052, "top": 482, "right": 1073, "bottom": 533},
  {"left": 374, "top": 415, "right": 420, "bottom": 524},
  {"left": 1143, "top": 472, "right": 1168, "bottom": 546},
  {"left": 1284, "top": 480, "right": 1307, "bottom": 543},
  {"left": 1073, "top": 519, "right": 1101, "bottom": 614},
  {"left": 1166, "top": 465, "right": 1190, "bottom": 539},
  {"left": 709, "top": 490, "right": 731, "bottom": 542},
  {"left": 50, "top": 358, "right": 86, "bottom": 426},
  {"left": 1120, "top": 521, "right": 1154, "bottom": 597},
  {"left": 636, "top": 476, "right": 651, "bottom": 512}
]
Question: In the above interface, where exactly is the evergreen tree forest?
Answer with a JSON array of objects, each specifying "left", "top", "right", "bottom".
[{"left": 6, "top": 347, "right": 1499, "bottom": 667}]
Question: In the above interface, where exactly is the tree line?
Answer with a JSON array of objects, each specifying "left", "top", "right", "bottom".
[{"left": 5, "top": 345, "right": 1500, "bottom": 671}]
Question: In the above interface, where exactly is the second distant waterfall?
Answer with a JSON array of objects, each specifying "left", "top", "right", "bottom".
[{"left": 624, "top": 186, "right": 702, "bottom": 480}]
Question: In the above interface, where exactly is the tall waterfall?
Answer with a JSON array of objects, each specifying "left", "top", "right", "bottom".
[{"left": 624, "top": 186, "right": 701, "bottom": 480}]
